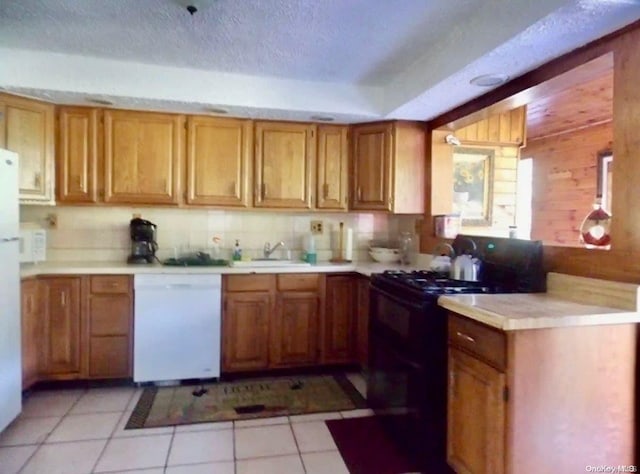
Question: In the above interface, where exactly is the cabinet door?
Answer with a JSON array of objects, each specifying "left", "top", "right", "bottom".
[
  {"left": 57, "top": 107, "right": 99, "bottom": 203},
  {"left": 356, "top": 277, "right": 370, "bottom": 368},
  {"left": 41, "top": 277, "right": 82, "bottom": 377},
  {"left": 351, "top": 122, "right": 392, "bottom": 211},
  {"left": 87, "top": 292, "right": 132, "bottom": 379},
  {"left": 0, "top": 94, "right": 55, "bottom": 203},
  {"left": 271, "top": 291, "right": 319, "bottom": 367},
  {"left": 222, "top": 292, "right": 271, "bottom": 372},
  {"left": 104, "top": 110, "right": 182, "bottom": 204},
  {"left": 21, "top": 279, "right": 41, "bottom": 389},
  {"left": 323, "top": 275, "right": 355, "bottom": 364},
  {"left": 254, "top": 121, "right": 315, "bottom": 209},
  {"left": 187, "top": 116, "right": 252, "bottom": 207},
  {"left": 447, "top": 348, "right": 506, "bottom": 474},
  {"left": 316, "top": 125, "right": 348, "bottom": 210}
]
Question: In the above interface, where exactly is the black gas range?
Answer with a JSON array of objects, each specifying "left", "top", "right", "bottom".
[{"left": 367, "top": 235, "right": 545, "bottom": 473}]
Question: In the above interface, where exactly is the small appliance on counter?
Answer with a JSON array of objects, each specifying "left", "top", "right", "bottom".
[
  {"left": 127, "top": 218, "right": 158, "bottom": 264},
  {"left": 19, "top": 222, "right": 47, "bottom": 263}
]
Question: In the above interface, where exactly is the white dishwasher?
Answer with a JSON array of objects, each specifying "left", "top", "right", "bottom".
[{"left": 134, "top": 274, "right": 221, "bottom": 383}]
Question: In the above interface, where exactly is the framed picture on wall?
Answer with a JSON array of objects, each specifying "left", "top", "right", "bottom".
[
  {"left": 597, "top": 150, "right": 613, "bottom": 213},
  {"left": 452, "top": 147, "right": 494, "bottom": 226}
]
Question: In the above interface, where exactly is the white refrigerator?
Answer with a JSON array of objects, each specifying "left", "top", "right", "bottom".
[{"left": 0, "top": 149, "right": 22, "bottom": 432}]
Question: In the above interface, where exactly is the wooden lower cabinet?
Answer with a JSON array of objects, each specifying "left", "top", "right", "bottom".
[
  {"left": 355, "top": 276, "right": 370, "bottom": 368},
  {"left": 446, "top": 312, "right": 636, "bottom": 473},
  {"left": 21, "top": 279, "right": 41, "bottom": 389},
  {"left": 20, "top": 275, "right": 133, "bottom": 385},
  {"left": 271, "top": 291, "right": 319, "bottom": 367},
  {"left": 222, "top": 292, "right": 271, "bottom": 371},
  {"left": 40, "top": 277, "right": 82, "bottom": 378},
  {"left": 322, "top": 275, "right": 355, "bottom": 363},
  {"left": 85, "top": 276, "right": 133, "bottom": 379},
  {"left": 447, "top": 347, "right": 505, "bottom": 474}
]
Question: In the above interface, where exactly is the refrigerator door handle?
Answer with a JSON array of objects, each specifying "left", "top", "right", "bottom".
[{"left": 1, "top": 237, "right": 19, "bottom": 242}]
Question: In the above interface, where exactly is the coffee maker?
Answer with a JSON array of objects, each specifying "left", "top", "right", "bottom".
[{"left": 127, "top": 218, "right": 158, "bottom": 264}]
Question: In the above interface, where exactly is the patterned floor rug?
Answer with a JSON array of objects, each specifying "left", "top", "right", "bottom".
[{"left": 126, "top": 374, "right": 366, "bottom": 429}]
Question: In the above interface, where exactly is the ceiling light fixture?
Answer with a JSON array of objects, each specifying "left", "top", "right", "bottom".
[
  {"left": 204, "top": 106, "right": 228, "bottom": 114},
  {"left": 310, "top": 115, "right": 334, "bottom": 122},
  {"left": 469, "top": 74, "right": 510, "bottom": 87},
  {"left": 86, "top": 98, "right": 114, "bottom": 106}
]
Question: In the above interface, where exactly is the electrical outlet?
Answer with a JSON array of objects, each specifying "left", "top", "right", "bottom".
[
  {"left": 46, "top": 213, "right": 58, "bottom": 229},
  {"left": 310, "top": 220, "right": 323, "bottom": 235}
]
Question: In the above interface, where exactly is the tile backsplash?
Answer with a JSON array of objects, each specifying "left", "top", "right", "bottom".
[{"left": 20, "top": 206, "right": 421, "bottom": 263}]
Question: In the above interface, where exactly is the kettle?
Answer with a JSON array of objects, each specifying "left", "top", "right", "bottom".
[
  {"left": 450, "top": 237, "right": 482, "bottom": 281},
  {"left": 450, "top": 253, "right": 482, "bottom": 281}
]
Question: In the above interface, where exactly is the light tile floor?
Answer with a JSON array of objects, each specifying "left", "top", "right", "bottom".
[{"left": 0, "top": 373, "right": 369, "bottom": 474}]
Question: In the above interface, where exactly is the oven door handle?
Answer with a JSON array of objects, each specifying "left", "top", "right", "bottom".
[{"left": 372, "top": 285, "right": 427, "bottom": 312}]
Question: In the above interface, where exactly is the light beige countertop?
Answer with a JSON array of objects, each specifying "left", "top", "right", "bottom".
[
  {"left": 438, "top": 272, "right": 640, "bottom": 330},
  {"left": 20, "top": 261, "right": 422, "bottom": 278}
]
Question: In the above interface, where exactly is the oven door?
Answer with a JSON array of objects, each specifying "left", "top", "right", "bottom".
[{"left": 367, "top": 283, "right": 448, "bottom": 470}]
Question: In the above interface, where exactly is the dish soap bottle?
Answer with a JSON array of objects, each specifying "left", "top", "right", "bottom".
[{"left": 232, "top": 239, "right": 242, "bottom": 261}]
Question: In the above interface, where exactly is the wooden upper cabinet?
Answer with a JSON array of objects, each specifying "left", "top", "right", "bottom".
[
  {"left": 103, "top": 110, "right": 182, "bottom": 204},
  {"left": 187, "top": 116, "right": 252, "bottom": 207},
  {"left": 0, "top": 93, "right": 55, "bottom": 204},
  {"left": 351, "top": 122, "right": 391, "bottom": 211},
  {"left": 316, "top": 125, "right": 348, "bottom": 210},
  {"left": 254, "top": 121, "right": 316, "bottom": 209},
  {"left": 57, "top": 107, "right": 99, "bottom": 203},
  {"left": 447, "top": 347, "right": 506, "bottom": 474},
  {"left": 40, "top": 277, "right": 82, "bottom": 377},
  {"left": 351, "top": 121, "right": 425, "bottom": 213}
]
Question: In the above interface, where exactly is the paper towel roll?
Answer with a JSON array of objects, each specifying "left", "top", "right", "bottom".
[{"left": 344, "top": 227, "right": 353, "bottom": 261}]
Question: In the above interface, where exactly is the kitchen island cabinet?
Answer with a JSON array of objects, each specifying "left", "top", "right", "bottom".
[{"left": 440, "top": 274, "right": 640, "bottom": 473}]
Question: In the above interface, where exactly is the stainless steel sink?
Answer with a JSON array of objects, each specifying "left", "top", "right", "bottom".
[{"left": 230, "top": 259, "right": 311, "bottom": 268}]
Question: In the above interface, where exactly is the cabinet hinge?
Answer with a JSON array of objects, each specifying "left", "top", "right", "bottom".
[{"left": 503, "top": 386, "right": 509, "bottom": 403}]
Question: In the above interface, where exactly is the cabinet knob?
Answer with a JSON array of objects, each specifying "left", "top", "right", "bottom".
[
  {"left": 262, "top": 183, "right": 267, "bottom": 199},
  {"left": 34, "top": 172, "right": 42, "bottom": 189},
  {"left": 323, "top": 183, "right": 329, "bottom": 199},
  {"left": 357, "top": 186, "right": 362, "bottom": 201},
  {"left": 456, "top": 331, "right": 476, "bottom": 344}
]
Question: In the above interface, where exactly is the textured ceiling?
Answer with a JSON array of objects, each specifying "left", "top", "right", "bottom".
[
  {"left": 1, "top": 0, "right": 639, "bottom": 122},
  {"left": 0, "top": 0, "right": 482, "bottom": 85}
]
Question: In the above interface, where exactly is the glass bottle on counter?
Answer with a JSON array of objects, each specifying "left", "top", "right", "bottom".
[{"left": 398, "top": 232, "right": 414, "bottom": 265}]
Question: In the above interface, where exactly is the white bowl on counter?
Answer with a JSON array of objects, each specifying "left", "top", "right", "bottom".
[{"left": 369, "top": 247, "right": 401, "bottom": 263}]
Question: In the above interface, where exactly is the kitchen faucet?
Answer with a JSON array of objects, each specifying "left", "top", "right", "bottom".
[{"left": 263, "top": 241, "right": 285, "bottom": 259}]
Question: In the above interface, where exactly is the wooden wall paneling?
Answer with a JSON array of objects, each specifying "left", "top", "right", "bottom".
[
  {"left": 611, "top": 26, "right": 640, "bottom": 253},
  {"left": 523, "top": 121, "right": 612, "bottom": 246},
  {"left": 454, "top": 106, "right": 526, "bottom": 146}
]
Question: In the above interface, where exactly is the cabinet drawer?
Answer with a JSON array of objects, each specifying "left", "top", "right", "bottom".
[
  {"left": 90, "top": 276, "right": 130, "bottom": 294},
  {"left": 277, "top": 274, "right": 319, "bottom": 291},
  {"left": 225, "top": 274, "right": 274, "bottom": 292},
  {"left": 448, "top": 314, "right": 506, "bottom": 371},
  {"left": 89, "top": 294, "right": 131, "bottom": 336}
]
